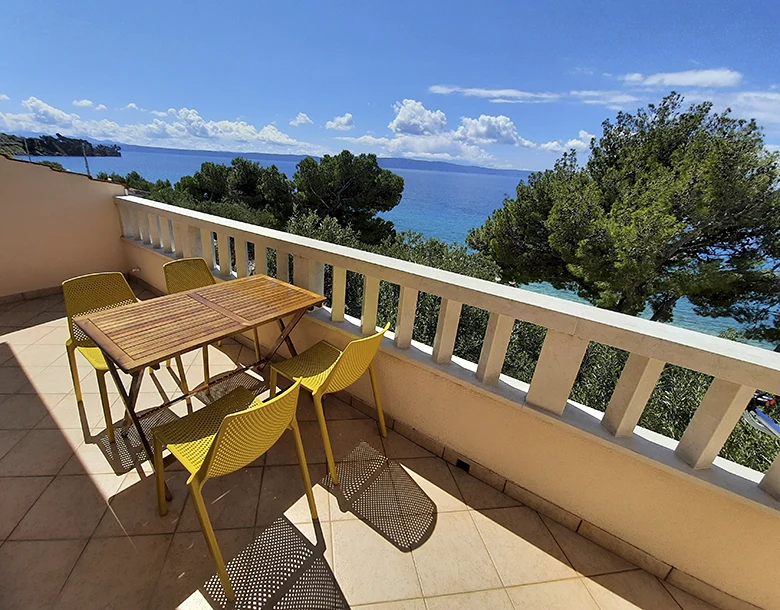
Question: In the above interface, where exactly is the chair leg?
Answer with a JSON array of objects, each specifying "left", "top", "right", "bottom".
[
  {"left": 66, "top": 341, "right": 83, "bottom": 404},
  {"left": 190, "top": 482, "right": 235, "bottom": 601},
  {"left": 368, "top": 363, "right": 388, "bottom": 438},
  {"left": 290, "top": 417, "right": 318, "bottom": 520},
  {"left": 269, "top": 368, "right": 277, "bottom": 398},
  {"left": 174, "top": 355, "right": 193, "bottom": 414},
  {"left": 154, "top": 436, "right": 167, "bottom": 516},
  {"left": 313, "top": 394, "right": 339, "bottom": 485},
  {"left": 96, "top": 371, "right": 115, "bottom": 443}
]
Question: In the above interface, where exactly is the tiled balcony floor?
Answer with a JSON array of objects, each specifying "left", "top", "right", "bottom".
[{"left": 0, "top": 291, "right": 717, "bottom": 610}]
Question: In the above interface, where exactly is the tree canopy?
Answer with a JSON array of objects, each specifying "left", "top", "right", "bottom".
[{"left": 467, "top": 93, "right": 780, "bottom": 332}]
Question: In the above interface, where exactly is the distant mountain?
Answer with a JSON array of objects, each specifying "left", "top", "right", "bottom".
[
  {"left": 1, "top": 133, "right": 121, "bottom": 157},
  {"left": 118, "top": 143, "right": 531, "bottom": 179}
]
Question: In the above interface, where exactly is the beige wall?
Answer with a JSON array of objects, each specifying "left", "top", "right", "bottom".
[
  {"left": 0, "top": 157, "right": 128, "bottom": 298},
  {"left": 124, "top": 238, "right": 780, "bottom": 609}
]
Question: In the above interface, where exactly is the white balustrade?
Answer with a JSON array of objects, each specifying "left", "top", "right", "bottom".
[
  {"left": 362, "top": 276, "right": 380, "bottom": 335},
  {"left": 432, "top": 299, "right": 462, "bottom": 364},
  {"left": 235, "top": 239, "right": 249, "bottom": 278},
  {"left": 217, "top": 232, "right": 231, "bottom": 278},
  {"left": 395, "top": 286, "right": 418, "bottom": 349},
  {"left": 476, "top": 313, "right": 514, "bottom": 385},
  {"left": 525, "top": 330, "right": 589, "bottom": 415},
  {"left": 276, "top": 249, "right": 290, "bottom": 282},
  {"left": 602, "top": 354, "right": 665, "bottom": 437},
  {"left": 331, "top": 266, "right": 347, "bottom": 323}
]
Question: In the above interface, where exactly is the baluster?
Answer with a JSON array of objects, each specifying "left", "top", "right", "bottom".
[
  {"left": 160, "top": 218, "right": 173, "bottom": 253},
  {"left": 128, "top": 207, "right": 141, "bottom": 240},
  {"left": 602, "top": 354, "right": 665, "bottom": 437},
  {"left": 183, "top": 226, "right": 197, "bottom": 258},
  {"left": 235, "top": 239, "right": 249, "bottom": 277},
  {"left": 395, "top": 286, "right": 418, "bottom": 349},
  {"left": 331, "top": 267, "right": 347, "bottom": 323},
  {"left": 217, "top": 232, "right": 231, "bottom": 278},
  {"left": 200, "top": 228, "right": 214, "bottom": 268},
  {"left": 675, "top": 379, "right": 755, "bottom": 469},
  {"left": 139, "top": 213, "right": 151, "bottom": 245},
  {"left": 476, "top": 313, "right": 514, "bottom": 385},
  {"left": 524, "top": 330, "right": 588, "bottom": 414},
  {"left": 759, "top": 456, "right": 780, "bottom": 501},
  {"left": 276, "top": 249, "right": 291, "bottom": 282},
  {"left": 172, "top": 222, "right": 185, "bottom": 258},
  {"left": 253, "top": 241, "right": 268, "bottom": 275},
  {"left": 117, "top": 203, "right": 133, "bottom": 238},
  {"left": 362, "top": 276, "right": 380, "bottom": 335},
  {"left": 432, "top": 299, "right": 462, "bottom": 364},
  {"left": 147, "top": 214, "right": 160, "bottom": 249},
  {"left": 293, "top": 255, "right": 324, "bottom": 294}
]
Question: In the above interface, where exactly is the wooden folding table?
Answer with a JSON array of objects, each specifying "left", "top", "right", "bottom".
[{"left": 75, "top": 275, "right": 325, "bottom": 467}]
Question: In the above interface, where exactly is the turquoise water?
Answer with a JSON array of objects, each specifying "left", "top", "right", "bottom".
[{"left": 26, "top": 150, "right": 754, "bottom": 342}]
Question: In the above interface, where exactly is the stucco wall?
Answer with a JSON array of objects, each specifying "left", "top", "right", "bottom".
[
  {"left": 124, "top": 238, "right": 780, "bottom": 609},
  {"left": 0, "top": 157, "right": 128, "bottom": 298}
]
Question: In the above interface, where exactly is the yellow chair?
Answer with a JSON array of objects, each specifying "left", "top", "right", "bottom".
[
  {"left": 270, "top": 325, "right": 389, "bottom": 485},
  {"left": 162, "top": 258, "right": 261, "bottom": 393},
  {"left": 153, "top": 381, "right": 316, "bottom": 601},
  {"left": 63, "top": 272, "right": 138, "bottom": 443}
]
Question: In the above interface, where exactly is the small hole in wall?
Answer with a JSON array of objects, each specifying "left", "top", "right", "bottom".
[{"left": 455, "top": 459, "right": 470, "bottom": 473}]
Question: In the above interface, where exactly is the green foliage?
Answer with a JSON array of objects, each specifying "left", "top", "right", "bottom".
[
  {"left": 0, "top": 132, "right": 120, "bottom": 157},
  {"left": 37, "top": 160, "right": 65, "bottom": 171},
  {"left": 468, "top": 94, "right": 780, "bottom": 330},
  {"left": 293, "top": 151, "right": 404, "bottom": 244}
]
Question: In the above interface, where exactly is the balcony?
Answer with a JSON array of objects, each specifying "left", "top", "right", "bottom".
[{"left": 1, "top": 155, "right": 779, "bottom": 609}]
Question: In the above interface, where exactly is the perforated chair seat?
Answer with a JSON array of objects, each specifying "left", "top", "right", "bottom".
[
  {"left": 153, "top": 386, "right": 255, "bottom": 474},
  {"left": 271, "top": 341, "right": 342, "bottom": 394},
  {"left": 75, "top": 345, "right": 109, "bottom": 371}
]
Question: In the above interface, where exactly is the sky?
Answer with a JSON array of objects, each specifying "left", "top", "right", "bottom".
[{"left": 2, "top": 0, "right": 779, "bottom": 170}]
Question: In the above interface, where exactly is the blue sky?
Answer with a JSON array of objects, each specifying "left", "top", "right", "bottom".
[{"left": 2, "top": 0, "right": 779, "bottom": 170}]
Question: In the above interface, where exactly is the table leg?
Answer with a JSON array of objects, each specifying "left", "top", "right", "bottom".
[
  {"left": 277, "top": 318, "right": 298, "bottom": 357},
  {"left": 105, "top": 360, "right": 172, "bottom": 500}
]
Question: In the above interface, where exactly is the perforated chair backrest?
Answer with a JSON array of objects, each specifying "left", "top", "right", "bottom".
[
  {"left": 164, "top": 257, "right": 216, "bottom": 295},
  {"left": 203, "top": 380, "right": 301, "bottom": 479},
  {"left": 322, "top": 324, "right": 389, "bottom": 395},
  {"left": 62, "top": 272, "right": 137, "bottom": 347}
]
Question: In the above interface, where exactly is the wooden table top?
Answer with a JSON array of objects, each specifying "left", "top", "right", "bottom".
[{"left": 75, "top": 275, "right": 325, "bottom": 373}]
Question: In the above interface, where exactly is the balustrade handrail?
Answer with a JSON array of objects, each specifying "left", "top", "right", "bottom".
[{"left": 117, "top": 194, "right": 780, "bottom": 393}]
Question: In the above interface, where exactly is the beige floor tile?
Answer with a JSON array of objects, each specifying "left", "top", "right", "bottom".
[
  {"left": 147, "top": 528, "right": 254, "bottom": 610},
  {"left": 0, "top": 476, "right": 52, "bottom": 539},
  {"left": 0, "top": 326, "right": 55, "bottom": 346},
  {"left": 583, "top": 570, "right": 681, "bottom": 610},
  {"left": 35, "top": 392, "right": 117, "bottom": 431},
  {"left": 507, "top": 579, "right": 600, "bottom": 609},
  {"left": 265, "top": 420, "right": 328, "bottom": 466},
  {"left": 0, "top": 393, "right": 50, "bottom": 429},
  {"left": 661, "top": 582, "right": 720, "bottom": 610},
  {"left": 11, "top": 344, "right": 64, "bottom": 368},
  {"left": 396, "top": 457, "right": 467, "bottom": 513},
  {"left": 93, "top": 470, "right": 189, "bottom": 536},
  {"left": 256, "top": 464, "right": 329, "bottom": 525},
  {"left": 56, "top": 534, "right": 172, "bottom": 610},
  {"left": 32, "top": 325, "right": 71, "bottom": 344},
  {"left": 0, "top": 430, "right": 27, "bottom": 461},
  {"left": 0, "top": 308, "right": 40, "bottom": 326},
  {"left": 354, "top": 600, "right": 426, "bottom": 610},
  {"left": 19, "top": 366, "right": 82, "bottom": 394},
  {"left": 295, "top": 394, "right": 369, "bottom": 422},
  {"left": 381, "top": 428, "right": 435, "bottom": 459},
  {"left": 178, "top": 467, "right": 263, "bottom": 531},
  {"left": 541, "top": 516, "right": 635, "bottom": 577},
  {"left": 448, "top": 464, "right": 518, "bottom": 510},
  {"left": 0, "top": 428, "right": 83, "bottom": 476},
  {"left": 412, "top": 510, "right": 501, "bottom": 597},
  {"left": 10, "top": 474, "right": 121, "bottom": 540},
  {"left": 327, "top": 418, "right": 385, "bottom": 462},
  {"left": 0, "top": 366, "right": 45, "bottom": 393},
  {"left": 0, "top": 539, "right": 87, "bottom": 610},
  {"left": 331, "top": 518, "right": 421, "bottom": 605},
  {"left": 471, "top": 507, "right": 577, "bottom": 587},
  {"left": 290, "top": 519, "right": 333, "bottom": 567},
  {"left": 425, "top": 589, "right": 515, "bottom": 609}
]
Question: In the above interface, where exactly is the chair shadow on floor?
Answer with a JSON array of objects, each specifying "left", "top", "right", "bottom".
[
  {"left": 201, "top": 517, "right": 349, "bottom": 610},
  {"left": 323, "top": 441, "right": 437, "bottom": 552}
]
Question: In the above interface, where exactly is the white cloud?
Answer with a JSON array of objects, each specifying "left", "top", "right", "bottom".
[
  {"left": 570, "top": 90, "right": 641, "bottom": 109},
  {"left": 72, "top": 99, "right": 93, "bottom": 108},
  {"left": 289, "top": 112, "right": 313, "bottom": 126},
  {"left": 685, "top": 90, "right": 780, "bottom": 126},
  {"left": 0, "top": 96, "right": 328, "bottom": 156},
  {"left": 455, "top": 114, "right": 534, "bottom": 147},
  {"left": 325, "top": 112, "right": 354, "bottom": 131},
  {"left": 429, "top": 85, "right": 560, "bottom": 103},
  {"left": 621, "top": 68, "right": 742, "bottom": 88},
  {"left": 95, "top": 104, "right": 107, "bottom": 111},
  {"left": 388, "top": 99, "right": 447, "bottom": 135},
  {"left": 150, "top": 110, "right": 168, "bottom": 117},
  {"left": 122, "top": 102, "right": 141, "bottom": 111},
  {"left": 0, "top": 94, "right": 9, "bottom": 102},
  {"left": 539, "top": 130, "right": 595, "bottom": 152}
]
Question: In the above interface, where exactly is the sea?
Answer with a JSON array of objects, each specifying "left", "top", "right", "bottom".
[{"left": 25, "top": 147, "right": 757, "bottom": 343}]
